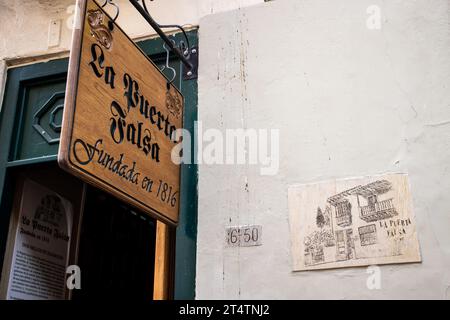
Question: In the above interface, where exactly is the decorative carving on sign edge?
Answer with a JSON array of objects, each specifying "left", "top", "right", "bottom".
[
  {"left": 87, "top": 9, "right": 113, "bottom": 50},
  {"left": 165, "top": 89, "right": 182, "bottom": 119}
]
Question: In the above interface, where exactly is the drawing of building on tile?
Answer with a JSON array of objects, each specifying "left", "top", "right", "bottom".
[{"left": 289, "top": 174, "right": 421, "bottom": 271}]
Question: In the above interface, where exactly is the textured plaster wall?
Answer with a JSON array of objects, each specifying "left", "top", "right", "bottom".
[
  {"left": 197, "top": 0, "right": 450, "bottom": 299},
  {"left": 0, "top": 0, "right": 263, "bottom": 60},
  {"left": 0, "top": 0, "right": 263, "bottom": 110}
]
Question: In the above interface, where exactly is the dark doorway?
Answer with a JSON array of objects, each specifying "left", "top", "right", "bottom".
[{"left": 72, "top": 186, "right": 156, "bottom": 300}]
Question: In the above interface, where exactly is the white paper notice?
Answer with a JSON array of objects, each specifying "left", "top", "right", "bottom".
[{"left": 6, "top": 180, "right": 73, "bottom": 300}]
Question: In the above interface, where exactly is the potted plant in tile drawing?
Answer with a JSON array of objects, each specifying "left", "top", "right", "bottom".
[
  {"left": 304, "top": 233, "right": 324, "bottom": 265},
  {"left": 303, "top": 205, "right": 337, "bottom": 266},
  {"left": 315, "top": 207, "right": 335, "bottom": 243},
  {"left": 303, "top": 229, "right": 336, "bottom": 266}
]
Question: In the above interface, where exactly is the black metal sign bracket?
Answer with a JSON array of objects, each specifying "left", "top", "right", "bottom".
[
  {"left": 129, "top": 0, "right": 197, "bottom": 80},
  {"left": 183, "top": 47, "right": 198, "bottom": 80}
]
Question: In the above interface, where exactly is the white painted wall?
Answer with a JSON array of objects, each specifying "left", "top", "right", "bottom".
[
  {"left": 197, "top": 0, "right": 450, "bottom": 299},
  {"left": 0, "top": 0, "right": 263, "bottom": 61},
  {"left": 0, "top": 0, "right": 262, "bottom": 110}
]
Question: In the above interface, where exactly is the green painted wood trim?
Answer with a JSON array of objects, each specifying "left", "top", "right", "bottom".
[
  {"left": 0, "top": 58, "right": 69, "bottom": 281},
  {"left": 139, "top": 30, "right": 199, "bottom": 300},
  {"left": 0, "top": 68, "right": 21, "bottom": 278},
  {"left": 173, "top": 30, "right": 198, "bottom": 300},
  {"left": 6, "top": 155, "right": 58, "bottom": 168}
]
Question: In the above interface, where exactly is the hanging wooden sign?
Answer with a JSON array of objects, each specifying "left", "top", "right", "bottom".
[{"left": 59, "top": 0, "right": 183, "bottom": 225}]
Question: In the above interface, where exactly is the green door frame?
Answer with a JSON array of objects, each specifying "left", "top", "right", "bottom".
[{"left": 0, "top": 30, "right": 198, "bottom": 299}]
